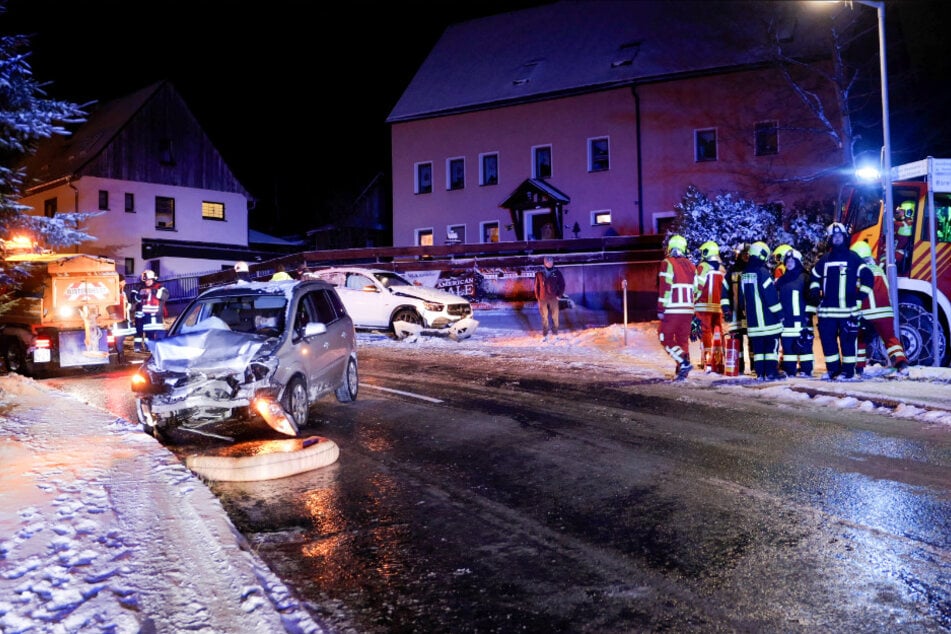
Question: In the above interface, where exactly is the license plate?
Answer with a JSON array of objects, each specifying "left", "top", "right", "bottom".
[{"left": 34, "top": 348, "right": 51, "bottom": 363}]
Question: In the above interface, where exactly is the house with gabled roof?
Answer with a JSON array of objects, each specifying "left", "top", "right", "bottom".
[
  {"left": 16, "top": 81, "right": 293, "bottom": 280},
  {"left": 387, "top": 0, "right": 848, "bottom": 247}
]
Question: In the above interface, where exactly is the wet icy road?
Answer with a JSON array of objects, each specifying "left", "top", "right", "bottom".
[{"left": 53, "top": 341, "right": 951, "bottom": 633}]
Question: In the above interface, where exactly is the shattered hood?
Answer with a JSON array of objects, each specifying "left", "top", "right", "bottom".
[{"left": 151, "top": 329, "right": 266, "bottom": 374}]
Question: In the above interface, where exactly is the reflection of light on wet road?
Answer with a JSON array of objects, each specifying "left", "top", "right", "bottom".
[
  {"left": 208, "top": 437, "right": 322, "bottom": 457},
  {"left": 299, "top": 472, "right": 408, "bottom": 587}
]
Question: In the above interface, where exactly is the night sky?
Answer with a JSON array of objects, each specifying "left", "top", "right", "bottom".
[
  {"left": 4, "top": 1, "right": 951, "bottom": 237},
  {"left": 1, "top": 0, "right": 543, "bottom": 235}
]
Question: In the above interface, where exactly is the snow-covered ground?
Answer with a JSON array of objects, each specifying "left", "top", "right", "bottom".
[{"left": 2, "top": 310, "right": 950, "bottom": 633}]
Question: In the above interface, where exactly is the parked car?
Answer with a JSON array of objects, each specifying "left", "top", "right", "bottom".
[
  {"left": 309, "top": 267, "right": 474, "bottom": 334},
  {"left": 130, "top": 279, "right": 358, "bottom": 442}
]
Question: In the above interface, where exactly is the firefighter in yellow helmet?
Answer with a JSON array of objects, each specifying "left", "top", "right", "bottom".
[
  {"left": 850, "top": 240, "right": 910, "bottom": 377},
  {"left": 693, "top": 240, "right": 728, "bottom": 373},
  {"left": 770, "top": 244, "right": 793, "bottom": 279},
  {"left": 657, "top": 235, "right": 696, "bottom": 380},
  {"left": 895, "top": 201, "right": 915, "bottom": 274},
  {"left": 739, "top": 242, "right": 784, "bottom": 380}
]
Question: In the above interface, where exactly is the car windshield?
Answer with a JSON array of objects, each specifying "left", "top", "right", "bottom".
[
  {"left": 176, "top": 295, "right": 288, "bottom": 335},
  {"left": 374, "top": 271, "right": 414, "bottom": 288}
]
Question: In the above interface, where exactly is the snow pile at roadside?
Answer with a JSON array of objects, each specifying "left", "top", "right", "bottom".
[{"left": 0, "top": 374, "right": 324, "bottom": 634}]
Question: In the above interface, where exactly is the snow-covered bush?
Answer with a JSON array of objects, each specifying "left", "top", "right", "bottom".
[{"left": 667, "top": 185, "right": 833, "bottom": 270}]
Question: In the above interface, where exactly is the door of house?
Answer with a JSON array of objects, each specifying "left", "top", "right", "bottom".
[{"left": 524, "top": 209, "right": 554, "bottom": 241}]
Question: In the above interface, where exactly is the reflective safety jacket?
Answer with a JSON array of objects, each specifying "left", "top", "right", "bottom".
[
  {"left": 808, "top": 246, "right": 872, "bottom": 319},
  {"left": 657, "top": 255, "right": 696, "bottom": 317},
  {"left": 775, "top": 267, "right": 815, "bottom": 337},
  {"left": 857, "top": 259, "right": 894, "bottom": 321},
  {"left": 694, "top": 258, "right": 727, "bottom": 314},
  {"left": 739, "top": 258, "right": 783, "bottom": 337}
]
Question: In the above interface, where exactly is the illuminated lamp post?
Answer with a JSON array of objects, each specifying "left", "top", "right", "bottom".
[{"left": 851, "top": 0, "right": 899, "bottom": 337}]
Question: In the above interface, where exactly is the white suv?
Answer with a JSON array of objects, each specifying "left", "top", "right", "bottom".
[{"left": 310, "top": 267, "right": 473, "bottom": 333}]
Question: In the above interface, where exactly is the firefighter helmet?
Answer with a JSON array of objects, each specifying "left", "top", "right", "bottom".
[
  {"left": 749, "top": 241, "right": 770, "bottom": 261},
  {"left": 140, "top": 269, "right": 156, "bottom": 282},
  {"left": 771, "top": 244, "right": 792, "bottom": 265},
  {"left": 699, "top": 240, "right": 719, "bottom": 259},
  {"left": 851, "top": 240, "right": 872, "bottom": 260},
  {"left": 234, "top": 261, "right": 250, "bottom": 273},
  {"left": 826, "top": 222, "right": 848, "bottom": 237},
  {"left": 785, "top": 248, "right": 803, "bottom": 263},
  {"left": 667, "top": 234, "right": 687, "bottom": 255}
]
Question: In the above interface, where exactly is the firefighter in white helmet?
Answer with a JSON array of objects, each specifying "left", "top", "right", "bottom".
[{"left": 133, "top": 270, "right": 169, "bottom": 352}]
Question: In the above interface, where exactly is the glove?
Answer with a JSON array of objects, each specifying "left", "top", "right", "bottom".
[
  {"left": 843, "top": 316, "right": 861, "bottom": 335},
  {"left": 690, "top": 316, "right": 702, "bottom": 342},
  {"left": 657, "top": 312, "right": 665, "bottom": 321},
  {"left": 797, "top": 328, "right": 814, "bottom": 355}
]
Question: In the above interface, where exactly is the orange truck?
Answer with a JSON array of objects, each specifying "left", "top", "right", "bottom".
[
  {"left": 839, "top": 157, "right": 951, "bottom": 366},
  {"left": 1, "top": 248, "right": 124, "bottom": 377}
]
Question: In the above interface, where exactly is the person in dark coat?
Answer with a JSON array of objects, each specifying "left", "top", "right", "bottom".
[
  {"left": 534, "top": 256, "right": 566, "bottom": 340},
  {"left": 808, "top": 222, "right": 873, "bottom": 381},
  {"left": 775, "top": 249, "right": 816, "bottom": 377},
  {"left": 739, "top": 241, "right": 784, "bottom": 381}
]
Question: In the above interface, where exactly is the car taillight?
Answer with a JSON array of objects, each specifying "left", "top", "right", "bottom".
[{"left": 34, "top": 337, "right": 52, "bottom": 350}]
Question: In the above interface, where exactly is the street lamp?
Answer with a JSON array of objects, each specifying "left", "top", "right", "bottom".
[{"left": 851, "top": 0, "right": 899, "bottom": 336}]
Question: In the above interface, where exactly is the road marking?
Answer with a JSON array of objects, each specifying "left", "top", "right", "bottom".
[{"left": 362, "top": 383, "right": 444, "bottom": 403}]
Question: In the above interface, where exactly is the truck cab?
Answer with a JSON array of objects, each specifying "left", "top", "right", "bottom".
[{"left": 840, "top": 158, "right": 951, "bottom": 367}]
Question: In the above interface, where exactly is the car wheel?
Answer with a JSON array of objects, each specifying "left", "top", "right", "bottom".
[
  {"left": 4, "top": 338, "right": 29, "bottom": 376},
  {"left": 391, "top": 307, "right": 423, "bottom": 330},
  {"left": 335, "top": 356, "right": 359, "bottom": 403},
  {"left": 282, "top": 376, "right": 310, "bottom": 428}
]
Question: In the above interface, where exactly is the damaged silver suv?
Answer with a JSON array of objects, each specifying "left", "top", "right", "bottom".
[{"left": 131, "top": 279, "right": 358, "bottom": 442}]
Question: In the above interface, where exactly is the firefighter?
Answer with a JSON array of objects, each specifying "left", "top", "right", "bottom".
[
  {"left": 771, "top": 244, "right": 793, "bottom": 279},
  {"left": 739, "top": 241, "right": 784, "bottom": 380},
  {"left": 693, "top": 240, "right": 728, "bottom": 373},
  {"left": 808, "top": 222, "right": 873, "bottom": 381},
  {"left": 657, "top": 234, "right": 696, "bottom": 380},
  {"left": 725, "top": 243, "right": 751, "bottom": 374},
  {"left": 133, "top": 270, "right": 169, "bottom": 352},
  {"left": 775, "top": 249, "right": 816, "bottom": 377},
  {"left": 894, "top": 201, "right": 915, "bottom": 274},
  {"left": 851, "top": 240, "right": 910, "bottom": 377},
  {"left": 234, "top": 261, "right": 252, "bottom": 283}
]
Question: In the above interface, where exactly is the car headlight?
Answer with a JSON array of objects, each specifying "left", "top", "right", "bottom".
[
  {"left": 422, "top": 301, "right": 444, "bottom": 312},
  {"left": 245, "top": 359, "right": 277, "bottom": 383}
]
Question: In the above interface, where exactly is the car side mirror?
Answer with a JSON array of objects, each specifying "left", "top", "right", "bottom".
[{"left": 303, "top": 322, "right": 327, "bottom": 337}]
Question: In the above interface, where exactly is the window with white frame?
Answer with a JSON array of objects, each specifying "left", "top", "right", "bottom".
[
  {"left": 533, "top": 145, "right": 552, "bottom": 179},
  {"left": 415, "top": 162, "right": 433, "bottom": 194},
  {"left": 416, "top": 228, "right": 434, "bottom": 246},
  {"left": 591, "top": 210, "right": 612, "bottom": 226},
  {"left": 695, "top": 128, "right": 717, "bottom": 162},
  {"left": 124, "top": 192, "right": 135, "bottom": 213},
  {"left": 480, "top": 152, "right": 498, "bottom": 186},
  {"left": 202, "top": 201, "right": 225, "bottom": 220},
  {"left": 446, "top": 224, "right": 465, "bottom": 244},
  {"left": 588, "top": 137, "right": 610, "bottom": 172},
  {"left": 481, "top": 221, "right": 500, "bottom": 243},
  {"left": 754, "top": 120, "right": 778, "bottom": 156},
  {"left": 447, "top": 157, "right": 465, "bottom": 190}
]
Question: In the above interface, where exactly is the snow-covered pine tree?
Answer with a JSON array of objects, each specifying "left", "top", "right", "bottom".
[{"left": 0, "top": 2, "right": 92, "bottom": 303}]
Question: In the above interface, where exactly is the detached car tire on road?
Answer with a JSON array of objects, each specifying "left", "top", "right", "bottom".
[{"left": 131, "top": 279, "right": 358, "bottom": 442}]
